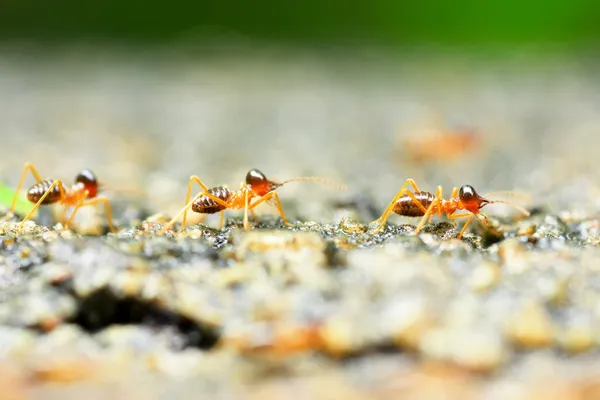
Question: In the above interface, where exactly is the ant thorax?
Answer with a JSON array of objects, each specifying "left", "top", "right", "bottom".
[{"left": 442, "top": 197, "right": 461, "bottom": 215}]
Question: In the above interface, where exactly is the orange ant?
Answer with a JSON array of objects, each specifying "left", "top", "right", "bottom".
[
  {"left": 401, "top": 127, "right": 480, "bottom": 164},
  {"left": 4, "top": 162, "right": 115, "bottom": 232},
  {"left": 369, "top": 179, "right": 530, "bottom": 239},
  {"left": 157, "top": 168, "right": 346, "bottom": 234},
  {"left": 393, "top": 111, "right": 480, "bottom": 165}
]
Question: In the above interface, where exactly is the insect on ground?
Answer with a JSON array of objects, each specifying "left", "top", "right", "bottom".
[
  {"left": 157, "top": 168, "right": 346, "bottom": 234},
  {"left": 369, "top": 178, "right": 530, "bottom": 239},
  {"left": 392, "top": 110, "right": 481, "bottom": 165},
  {"left": 3, "top": 162, "right": 116, "bottom": 233}
]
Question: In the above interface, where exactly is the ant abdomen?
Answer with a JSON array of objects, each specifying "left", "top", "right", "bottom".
[
  {"left": 27, "top": 179, "right": 62, "bottom": 204},
  {"left": 192, "top": 186, "right": 232, "bottom": 214},
  {"left": 393, "top": 191, "right": 435, "bottom": 217}
]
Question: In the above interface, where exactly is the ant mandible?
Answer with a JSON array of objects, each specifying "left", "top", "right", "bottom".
[
  {"left": 157, "top": 168, "right": 345, "bottom": 234},
  {"left": 4, "top": 162, "right": 115, "bottom": 232},
  {"left": 369, "top": 179, "right": 530, "bottom": 239}
]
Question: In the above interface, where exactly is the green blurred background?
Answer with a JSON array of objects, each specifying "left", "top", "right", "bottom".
[{"left": 1, "top": 0, "right": 598, "bottom": 49}]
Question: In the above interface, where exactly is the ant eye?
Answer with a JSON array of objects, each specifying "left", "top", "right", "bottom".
[
  {"left": 459, "top": 185, "right": 477, "bottom": 201},
  {"left": 246, "top": 169, "right": 267, "bottom": 186},
  {"left": 75, "top": 169, "right": 97, "bottom": 185}
]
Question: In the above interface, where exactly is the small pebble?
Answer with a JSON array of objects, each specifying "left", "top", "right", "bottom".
[
  {"left": 468, "top": 261, "right": 501, "bottom": 292},
  {"left": 505, "top": 302, "right": 555, "bottom": 348},
  {"left": 420, "top": 328, "right": 509, "bottom": 372}
]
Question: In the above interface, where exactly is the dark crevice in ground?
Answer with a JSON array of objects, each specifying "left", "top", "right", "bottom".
[{"left": 70, "top": 287, "right": 220, "bottom": 350}]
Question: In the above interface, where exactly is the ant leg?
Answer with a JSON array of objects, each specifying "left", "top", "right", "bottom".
[
  {"left": 239, "top": 193, "right": 268, "bottom": 230},
  {"left": 242, "top": 208, "right": 258, "bottom": 229},
  {"left": 428, "top": 187, "right": 450, "bottom": 224},
  {"left": 248, "top": 191, "right": 291, "bottom": 227},
  {"left": 402, "top": 191, "right": 430, "bottom": 215},
  {"left": 219, "top": 210, "right": 225, "bottom": 230},
  {"left": 243, "top": 189, "right": 251, "bottom": 230},
  {"left": 371, "top": 190, "right": 429, "bottom": 234},
  {"left": 159, "top": 201, "right": 197, "bottom": 235},
  {"left": 414, "top": 199, "right": 438, "bottom": 234},
  {"left": 370, "top": 179, "right": 424, "bottom": 233},
  {"left": 372, "top": 189, "right": 427, "bottom": 234},
  {"left": 373, "top": 179, "right": 423, "bottom": 225},
  {"left": 449, "top": 187, "right": 459, "bottom": 198},
  {"left": 60, "top": 205, "right": 70, "bottom": 226},
  {"left": 477, "top": 213, "right": 489, "bottom": 226},
  {"left": 430, "top": 187, "right": 456, "bottom": 224},
  {"left": 158, "top": 190, "right": 232, "bottom": 235},
  {"left": 5, "top": 162, "right": 45, "bottom": 219},
  {"left": 17, "top": 180, "right": 66, "bottom": 231},
  {"left": 440, "top": 187, "right": 461, "bottom": 228},
  {"left": 414, "top": 186, "right": 443, "bottom": 234},
  {"left": 448, "top": 213, "right": 474, "bottom": 239},
  {"left": 65, "top": 197, "right": 116, "bottom": 233},
  {"left": 447, "top": 187, "right": 459, "bottom": 216},
  {"left": 181, "top": 175, "right": 213, "bottom": 232},
  {"left": 440, "top": 186, "right": 454, "bottom": 219}
]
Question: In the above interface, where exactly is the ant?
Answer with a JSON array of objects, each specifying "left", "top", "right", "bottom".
[
  {"left": 157, "top": 168, "right": 345, "bottom": 234},
  {"left": 401, "top": 127, "right": 480, "bottom": 164},
  {"left": 393, "top": 110, "right": 480, "bottom": 165},
  {"left": 369, "top": 179, "right": 530, "bottom": 239},
  {"left": 4, "top": 162, "right": 115, "bottom": 232}
]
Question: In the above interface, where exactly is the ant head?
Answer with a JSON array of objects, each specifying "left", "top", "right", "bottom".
[
  {"left": 75, "top": 169, "right": 99, "bottom": 197},
  {"left": 75, "top": 169, "right": 98, "bottom": 185},
  {"left": 460, "top": 185, "right": 531, "bottom": 218},
  {"left": 246, "top": 169, "right": 279, "bottom": 196},
  {"left": 459, "top": 185, "right": 489, "bottom": 212}
]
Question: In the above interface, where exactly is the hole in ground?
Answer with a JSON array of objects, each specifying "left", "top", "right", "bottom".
[{"left": 70, "top": 287, "right": 219, "bottom": 350}]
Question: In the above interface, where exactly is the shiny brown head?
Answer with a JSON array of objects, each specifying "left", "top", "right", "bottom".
[
  {"left": 459, "top": 184, "right": 530, "bottom": 217},
  {"left": 245, "top": 169, "right": 280, "bottom": 196},
  {"left": 458, "top": 185, "right": 489, "bottom": 213},
  {"left": 75, "top": 169, "right": 99, "bottom": 198}
]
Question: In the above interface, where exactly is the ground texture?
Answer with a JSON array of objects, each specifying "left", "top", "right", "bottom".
[{"left": 0, "top": 46, "right": 599, "bottom": 399}]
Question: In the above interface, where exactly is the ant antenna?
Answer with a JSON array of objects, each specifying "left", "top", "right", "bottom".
[
  {"left": 483, "top": 190, "right": 532, "bottom": 203},
  {"left": 486, "top": 199, "right": 530, "bottom": 217},
  {"left": 98, "top": 183, "right": 165, "bottom": 211},
  {"left": 99, "top": 184, "right": 148, "bottom": 197},
  {"left": 276, "top": 176, "right": 348, "bottom": 191}
]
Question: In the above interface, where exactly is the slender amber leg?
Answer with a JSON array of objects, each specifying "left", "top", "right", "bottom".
[
  {"left": 181, "top": 175, "right": 213, "bottom": 232},
  {"left": 414, "top": 186, "right": 444, "bottom": 234},
  {"left": 440, "top": 187, "right": 461, "bottom": 227},
  {"left": 5, "top": 162, "right": 45, "bottom": 219},
  {"left": 448, "top": 212, "right": 474, "bottom": 238},
  {"left": 477, "top": 213, "right": 489, "bottom": 226},
  {"left": 65, "top": 196, "right": 116, "bottom": 233},
  {"left": 403, "top": 191, "right": 430, "bottom": 215},
  {"left": 247, "top": 191, "right": 292, "bottom": 228},
  {"left": 370, "top": 178, "right": 425, "bottom": 234},
  {"left": 449, "top": 187, "right": 459, "bottom": 200},
  {"left": 219, "top": 210, "right": 225, "bottom": 229},
  {"left": 60, "top": 205, "right": 70, "bottom": 226},
  {"left": 17, "top": 180, "right": 66, "bottom": 232},
  {"left": 158, "top": 189, "right": 232, "bottom": 235},
  {"left": 243, "top": 189, "right": 251, "bottom": 230}
]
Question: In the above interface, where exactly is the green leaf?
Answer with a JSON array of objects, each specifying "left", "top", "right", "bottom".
[{"left": 0, "top": 182, "right": 35, "bottom": 218}]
